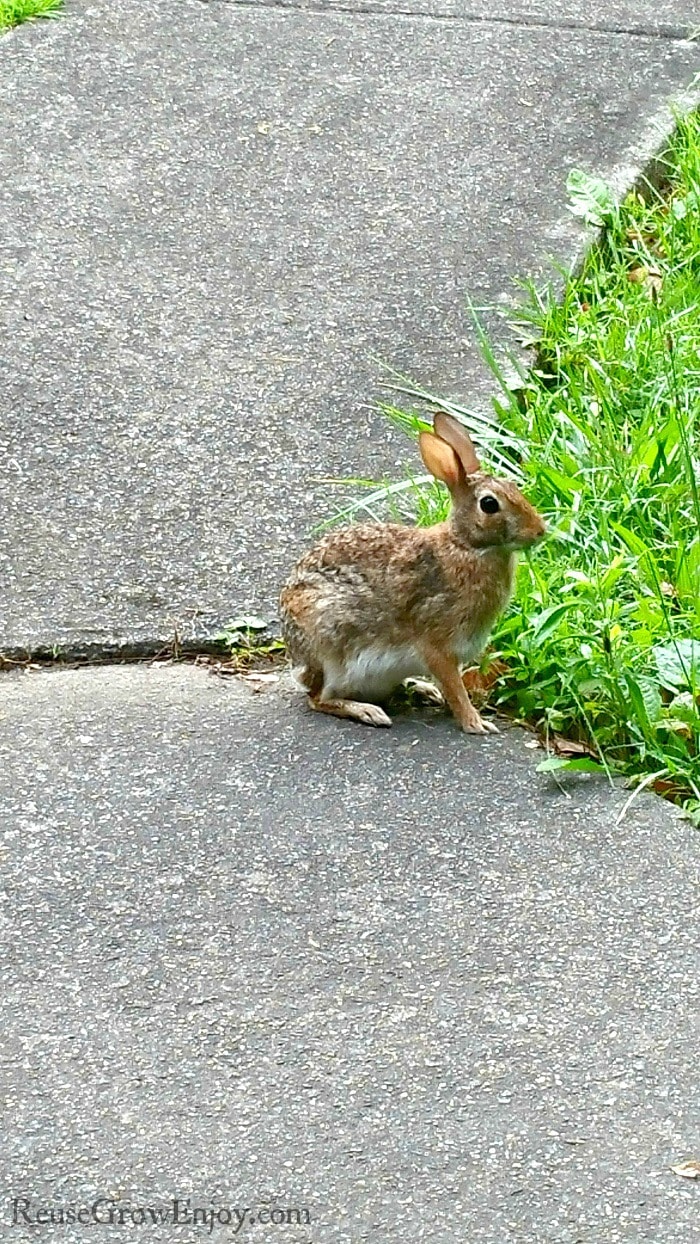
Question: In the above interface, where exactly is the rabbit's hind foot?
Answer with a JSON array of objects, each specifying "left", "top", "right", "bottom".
[{"left": 308, "top": 695, "right": 392, "bottom": 728}]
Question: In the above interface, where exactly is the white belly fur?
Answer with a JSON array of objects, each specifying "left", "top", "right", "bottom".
[
  {"left": 325, "top": 644, "right": 426, "bottom": 699},
  {"left": 324, "top": 628, "right": 492, "bottom": 700}
]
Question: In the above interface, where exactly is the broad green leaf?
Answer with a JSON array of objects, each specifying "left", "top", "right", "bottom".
[
  {"left": 624, "top": 672, "right": 662, "bottom": 734},
  {"left": 676, "top": 539, "right": 700, "bottom": 603},
  {"left": 611, "top": 522, "right": 663, "bottom": 592},
  {"left": 566, "top": 169, "right": 616, "bottom": 227},
  {"left": 537, "top": 756, "right": 605, "bottom": 774},
  {"left": 653, "top": 640, "right": 700, "bottom": 690},
  {"left": 611, "top": 521, "right": 651, "bottom": 560},
  {"left": 637, "top": 676, "right": 663, "bottom": 725},
  {"left": 537, "top": 464, "right": 581, "bottom": 498},
  {"left": 671, "top": 190, "right": 700, "bottom": 220},
  {"left": 664, "top": 691, "right": 699, "bottom": 728},
  {"left": 531, "top": 602, "right": 576, "bottom": 643}
]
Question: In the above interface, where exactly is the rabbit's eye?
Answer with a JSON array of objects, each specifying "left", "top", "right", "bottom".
[{"left": 479, "top": 495, "right": 500, "bottom": 514}]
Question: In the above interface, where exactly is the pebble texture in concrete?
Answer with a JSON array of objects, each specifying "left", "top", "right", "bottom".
[
  {"left": 1, "top": 664, "right": 699, "bottom": 1243},
  {"left": 0, "top": 0, "right": 697, "bottom": 652},
  {"left": 231, "top": 0, "right": 698, "bottom": 39}
]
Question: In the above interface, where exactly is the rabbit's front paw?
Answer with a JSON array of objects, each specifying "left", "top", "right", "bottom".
[{"left": 461, "top": 710, "right": 499, "bottom": 735}]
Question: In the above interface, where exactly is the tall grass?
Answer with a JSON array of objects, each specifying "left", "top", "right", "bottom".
[{"left": 339, "top": 111, "right": 700, "bottom": 814}]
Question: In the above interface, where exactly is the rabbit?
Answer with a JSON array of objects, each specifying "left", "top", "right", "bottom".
[{"left": 280, "top": 411, "right": 545, "bottom": 732}]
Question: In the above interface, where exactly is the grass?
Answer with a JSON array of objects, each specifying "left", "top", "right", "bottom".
[
  {"left": 0, "top": 0, "right": 62, "bottom": 31},
  {"left": 335, "top": 109, "right": 700, "bottom": 818}
]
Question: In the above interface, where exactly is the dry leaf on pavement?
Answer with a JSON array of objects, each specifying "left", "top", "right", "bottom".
[
  {"left": 551, "top": 734, "right": 598, "bottom": 760},
  {"left": 671, "top": 1160, "right": 700, "bottom": 1179}
]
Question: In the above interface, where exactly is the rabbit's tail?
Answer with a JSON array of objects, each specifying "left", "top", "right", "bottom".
[{"left": 291, "top": 664, "right": 324, "bottom": 696}]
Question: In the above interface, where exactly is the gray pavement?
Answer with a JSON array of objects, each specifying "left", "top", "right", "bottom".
[
  {"left": 2, "top": 5, "right": 700, "bottom": 1242},
  {"left": 2, "top": 664, "right": 700, "bottom": 1243},
  {"left": 0, "top": 0, "right": 697, "bottom": 653},
  {"left": 238, "top": 0, "right": 696, "bottom": 39}
]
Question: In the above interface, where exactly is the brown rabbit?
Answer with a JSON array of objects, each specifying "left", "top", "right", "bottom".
[{"left": 280, "top": 412, "right": 545, "bottom": 732}]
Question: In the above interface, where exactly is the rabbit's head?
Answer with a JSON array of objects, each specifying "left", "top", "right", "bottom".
[{"left": 419, "top": 412, "right": 545, "bottom": 551}]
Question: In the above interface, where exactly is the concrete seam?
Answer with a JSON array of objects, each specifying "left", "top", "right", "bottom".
[{"left": 201, "top": 0, "right": 699, "bottom": 44}]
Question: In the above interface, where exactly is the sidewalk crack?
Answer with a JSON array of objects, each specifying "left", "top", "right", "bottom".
[{"left": 203, "top": 0, "right": 697, "bottom": 44}]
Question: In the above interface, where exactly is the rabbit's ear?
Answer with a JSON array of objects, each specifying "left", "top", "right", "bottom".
[
  {"left": 433, "top": 412, "right": 481, "bottom": 475},
  {"left": 419, "top": 431, "right": 462, "bottom": 490}
]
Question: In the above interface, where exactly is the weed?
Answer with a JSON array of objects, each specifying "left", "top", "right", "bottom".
[
  {"left": 0, "top": 0, "right": 62, "bottom": 31},
  {"left": 215, "top": 616, "right": 285, "bottom": 670}
]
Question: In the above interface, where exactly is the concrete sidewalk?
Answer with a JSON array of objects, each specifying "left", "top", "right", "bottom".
[
  {"left": 0, "top": 0, "right": 697, "bottom": 653},
  {"left": 243, "top": 1, "right": 695, "bottom": 38},
  {"left": 1, "top": 4, "right": 700, "bottom": 1241},
  {"left": 2, "top": 664, "right": 699, "bottom": 1243}
]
